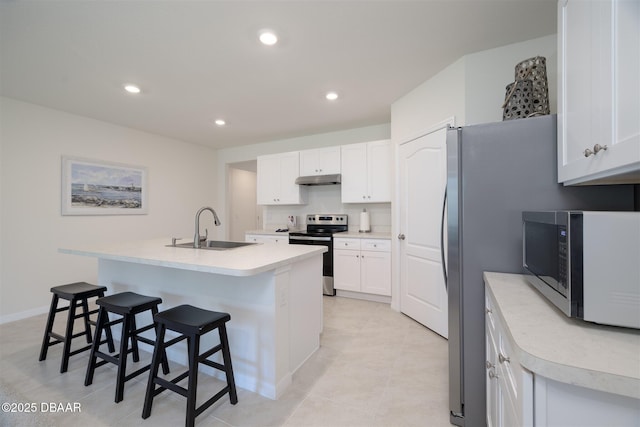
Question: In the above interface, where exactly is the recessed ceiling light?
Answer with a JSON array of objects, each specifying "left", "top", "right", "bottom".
[
  {"left": 259, "top": 30, "right": 278, "bottom": 46},
  {"left": 215, "top": 119, "right": 226, "bottom": 126},
  {"left": 124, "top": 84, "right": 141, "bottom": 94},
  {"left": 326, "top": 92, "right": 339, "bottom": 101}
]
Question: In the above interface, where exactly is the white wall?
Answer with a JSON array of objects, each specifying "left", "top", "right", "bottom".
[
  {"left": 228, "top": 167, "right": 258, "bottom": 240},
  {"left": 391, "top": 57, "right": 467, "bottom": 144},
  {"left": 465, "top": 34, "right": 557, "bottom": 125},
  {"left": 391, "top": 34, "right": 557, "bottom": 143},
  {"left": 0, "top": 97, "right": 218, "bottom": 322}
]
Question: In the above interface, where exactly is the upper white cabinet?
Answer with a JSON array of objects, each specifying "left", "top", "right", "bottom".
[
  {"left": 299, "top": 147, "right": 341, "bottom": 176},
  {"left": 558, "top": 0, "right": 640, "bottom": 185},
  {"left": 257, "top": 152, "right": 307, "bottom": 205},
  {"left": 341, "top": 140, "right": 392, "bottom": 203}
]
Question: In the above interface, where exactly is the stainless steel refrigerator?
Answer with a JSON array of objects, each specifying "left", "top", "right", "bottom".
[{"left": 446, "top": 115, "right": 635, "bottom": 426}]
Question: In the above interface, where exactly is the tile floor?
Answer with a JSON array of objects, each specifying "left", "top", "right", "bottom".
[{"left": 0, "top": 296, "right": 451, "bottom": 426}]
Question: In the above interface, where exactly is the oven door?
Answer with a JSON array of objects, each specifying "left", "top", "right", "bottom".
[{"left": 289, "top": 234, "right": 335, "bottom": 296}]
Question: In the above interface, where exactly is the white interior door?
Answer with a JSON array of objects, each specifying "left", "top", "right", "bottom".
[{"left": 399, "top": 125, "right": 449, "bottom": 338}]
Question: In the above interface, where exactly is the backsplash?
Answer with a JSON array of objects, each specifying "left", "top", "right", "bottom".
[{"left": 263, "top": 185, "right": 391, "bottom": 232}]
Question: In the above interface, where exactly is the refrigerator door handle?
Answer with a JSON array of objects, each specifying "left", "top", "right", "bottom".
[{"left": 440, "top": 186, "right": 448, "bottom": 289}]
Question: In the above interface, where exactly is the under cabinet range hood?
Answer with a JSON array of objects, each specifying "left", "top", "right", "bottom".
[{"left": 295, "top": 174, "right": 341, "bottom": 185}]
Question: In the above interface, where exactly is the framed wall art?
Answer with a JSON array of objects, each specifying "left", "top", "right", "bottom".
[{"left": 61, "top": 156, "right": 148, "bottom": 215}]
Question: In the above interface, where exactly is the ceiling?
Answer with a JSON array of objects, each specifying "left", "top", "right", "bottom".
[{"left": 0, "top": 0, "right": 557, "bottom": 149}]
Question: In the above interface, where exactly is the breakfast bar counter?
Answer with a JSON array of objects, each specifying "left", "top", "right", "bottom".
[{"left": 60, "top": 238, "right": 327, "bottom": 400}]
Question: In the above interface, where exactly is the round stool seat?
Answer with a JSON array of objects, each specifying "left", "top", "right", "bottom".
[
  {"left": 154, "top": 304, "right": 230, "bottom": 335},
  {"left": 50, "top": 282, "right": 107, "bottom": 300},
  {"left": 97, "top": 292, "right": 162, "bottom": 315}
]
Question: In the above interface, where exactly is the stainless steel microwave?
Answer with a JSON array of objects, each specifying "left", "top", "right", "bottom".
[{"left": 522, "top": 211, "right": 640, "bottom": 329}]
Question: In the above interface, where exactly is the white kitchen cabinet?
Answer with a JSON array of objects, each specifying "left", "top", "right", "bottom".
[
  {"left": 245, "top": 234, "right": 289, "bottom": 245},
  {"left": 485, "top": 291, "right": 534, "bottom": 427},
  {"left": 257, "top": 152, "right": 307, "bottom": 205},
  {"left": 341, "top": 140, "right": 392, "bottom": 203},
  {"left": 485, "top": 273, "right": 640, "bottom": 426},
  {"left": 334, "top": 238, "right": 391, "bottom": 296},
  {"left": 558, "top": 0, "right": 640, "bottom": 185},
  {"left": 299, "top": 146, "right": 341, "bottom": 176}
]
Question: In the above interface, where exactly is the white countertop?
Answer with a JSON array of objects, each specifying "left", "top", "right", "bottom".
[
  {"left": 60, "top": 238, "right": 327, "bottom": 277},
  {"left": 245, "top": 229, "right": 391, "bottom": 239},
  {"left": 484, "top": 272, "right": 640, "bottom": 399}
]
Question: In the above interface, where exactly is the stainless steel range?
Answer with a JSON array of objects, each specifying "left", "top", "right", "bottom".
[{"left": 289, "top": 214, "right": 348, "bottom": 296}]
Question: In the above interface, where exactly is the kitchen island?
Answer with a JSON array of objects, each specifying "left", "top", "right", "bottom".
[{"left": 60, "top": 238, "right": 327, "bottom": 400}]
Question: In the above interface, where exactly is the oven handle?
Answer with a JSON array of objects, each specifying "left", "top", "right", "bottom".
[{"left": 289, "top": 235, "right": 332, "bottom": 242}]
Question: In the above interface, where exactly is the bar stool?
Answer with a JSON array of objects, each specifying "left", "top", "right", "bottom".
[
  {"left": 39, "top": 282, "right": 115, "bottom": 373},
  {"left": 85, "top": 291, "right": 169, "bottom": 403},
  {"left": 142, "top": 304, "right": 238, "bottom": 427}
]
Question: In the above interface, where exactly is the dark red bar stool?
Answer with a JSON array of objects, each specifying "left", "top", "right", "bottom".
[
  {"left": 39, "top": 282, "right": 114, "bottom": 373},
  {"left": 85, "top": 291, "right": 169, "bottom": 403},
  {"left": 142, "top": 304, "right": 238, "bottom": 427}
]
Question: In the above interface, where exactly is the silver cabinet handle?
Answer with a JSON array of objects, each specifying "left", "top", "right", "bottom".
[
  {"left": 398, "top": 234, "right": 406, "bottom": 240},
  {"left": 498, "top": 353, "right": 510, "bottom": 364},
  {"left": 486, "top": 308, "right": 492, "bottom": 314},
  {"left": 489, "top": 371, "right": 499, "bottom": 380},
  {"left": 486, "top": 360, "right": 495, "bottom": 369},
  {"left": 584, "top": 148, "right": 594, "bottom": 157},
  {"left": 593, "top": 144, "right": 608, "bottom": 154}
]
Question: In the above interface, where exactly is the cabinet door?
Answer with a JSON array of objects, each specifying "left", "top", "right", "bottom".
[
  {"left": 558, "top": 0, "right": 640, "bottom": 184},
  {"left": 278, "top": 152, "right": 303, "bottom": 204},
  {"left": 612, "top": 0, "right": 640, "bottom": 165},
  {"left": 318, "top": 146, "right": 341, "bottom": 174},
  {"left": 300, "top": 147, "right": 341, "bottom": 176},
  {"left": 341, "top": 143, "right": 368, "bottom": 203},
  {"left": 360, "top": 250, "right": 391, "bottom": 296},
  {"left": 257, "top": 155, "right": 281, "bottom": 204},
  {"left": 299, "top": 149, "right": 321, "bottom": 176},
  {"left": 334, "top": 249, "right": 361, "bottom": 292},
  {"left": 486, "top": 324, "right": 500, "bottom": 427},
  {"left": 367, "top": 140, "right": 392, "bottom": 202}
]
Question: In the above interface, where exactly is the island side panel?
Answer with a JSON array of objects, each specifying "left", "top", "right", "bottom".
[{"left": 288, "top": 254, "right": 323, "bottom": 373}]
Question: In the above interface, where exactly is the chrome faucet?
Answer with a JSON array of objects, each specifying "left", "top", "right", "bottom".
[{"left": 194, "top": 206, "right": 221, "bottom": 248}]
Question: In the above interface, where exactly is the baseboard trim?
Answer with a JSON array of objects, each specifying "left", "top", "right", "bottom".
[{"left": 0, "top": 305, "right": 49, "bottom": 325}]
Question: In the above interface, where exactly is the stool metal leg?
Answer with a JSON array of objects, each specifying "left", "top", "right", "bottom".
[{"left": 39, "top": 294, "right": 59, "bottom": 362}]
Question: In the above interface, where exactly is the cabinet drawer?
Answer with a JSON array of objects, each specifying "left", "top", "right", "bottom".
[
  {"left": 334, "top": 238, "right": 361, "bottom": 250},
  {"left": 361, "top": 239, "right": 390, "bottom": 252}
]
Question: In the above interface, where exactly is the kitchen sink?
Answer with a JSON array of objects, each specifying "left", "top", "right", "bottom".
[{"left": 168, "top": 240, "right": 257, "bottom": 250}]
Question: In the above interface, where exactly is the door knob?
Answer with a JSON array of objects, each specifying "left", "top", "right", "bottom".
[{"left": 398, "top": 234, "right": 406, "bottom": 240}]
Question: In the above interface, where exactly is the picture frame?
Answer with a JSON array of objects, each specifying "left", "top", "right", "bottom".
[{"left": 61, "top": 156, "right": 148, "bottom": 215}]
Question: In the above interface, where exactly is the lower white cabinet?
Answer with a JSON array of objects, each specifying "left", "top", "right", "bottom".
[
  {"left": 485, "top": 292, "right": 533, "bottom": 427},
  {"left": 334, "top": 238, "right": 391, "bottom": 296},
  {"left": 485, "top": 279, "right": 640, "bottom": 426},
  {"left": 245, "top": 234, "right": 289, "bottom": 245}
]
